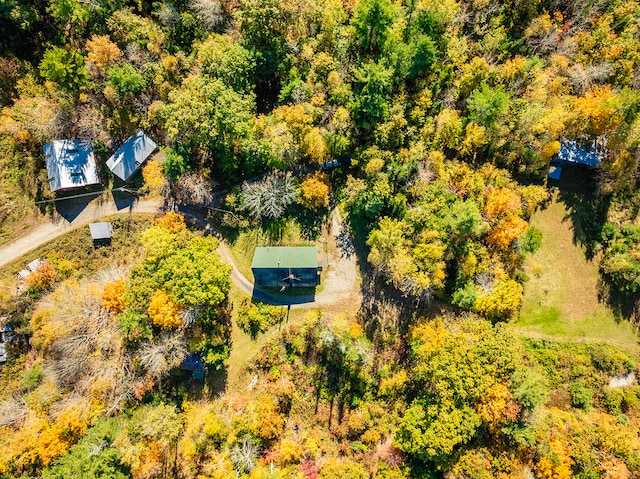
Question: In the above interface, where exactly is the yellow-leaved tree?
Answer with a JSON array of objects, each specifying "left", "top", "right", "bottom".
[
  {"left": 474, "top": 279, "right": 523, "bottom": 321},
  {"left": 86, "top": 34, "right": 123, "bottom": 70},
  {"left": 142, "top": 159, "right": 166, "bottom": 196},
  {"left": 298, "top": 173, "right": 330, "bottom": 209},
  {"left": 148, "top": 290, "right": 182, "bottom": 329}
]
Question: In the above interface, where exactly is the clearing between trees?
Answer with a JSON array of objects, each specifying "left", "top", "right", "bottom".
[{"left": 517, "top": 193, "right": 639, "bottom": 353}]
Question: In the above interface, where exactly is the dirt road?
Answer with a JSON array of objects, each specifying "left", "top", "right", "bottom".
[
  {"left": 0, "top": 198, "right": 361, "bottom": 311},
  {"left": 0, "top": 197, "right": 164, "bottom": 268}
]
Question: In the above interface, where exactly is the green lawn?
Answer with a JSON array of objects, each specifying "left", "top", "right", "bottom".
[
  {"left": 226, "top": 284, "right": 309, "bottom": 386},
  {"left": 516, "top": 193, "right": 640, "bottom": 353}
]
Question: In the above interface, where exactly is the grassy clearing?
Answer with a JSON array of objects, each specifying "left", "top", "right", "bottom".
[
  {"left": 229, "top": 230, "right": 264, "bottom": 282},
  {"left": 517, "top": 193, "right": 640, "bottom": 353},
  {"left": 226, "top": 284, "right": 309, "bottom": 386},
  {"left": 228, "top": 216, "right": 330, "bottom": 283}
]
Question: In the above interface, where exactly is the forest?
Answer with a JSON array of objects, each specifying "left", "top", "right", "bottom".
[{"left": 1, "top": 0, "right": 640, "bottom": 477}]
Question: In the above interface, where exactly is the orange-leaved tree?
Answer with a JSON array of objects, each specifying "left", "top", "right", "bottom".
[{"left": 102, "top": 278, "right": 126, "bottom": 313}]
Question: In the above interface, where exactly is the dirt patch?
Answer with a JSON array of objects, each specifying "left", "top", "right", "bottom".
[{"left": 314, "top": 210, "right": 361, "bottom": 308}]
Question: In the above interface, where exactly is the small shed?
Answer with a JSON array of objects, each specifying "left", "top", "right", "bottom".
[
  {"left": 556, "top": 139, "right": 602, "bottom": 167},
  {"left": 89, "top": 222, "right": 114, "bottom": 243},
  {"left": 251, "top": 246, "right": 319, "bottom": 287},
  {"left": 106, "top": 130, "right": 157, "bottom": 181},
  {"left": 180, "top": 353, "right": 205, "bottom": 380},
  {"left": 43, "top": 140, "right": 100, "bottom": 192}
]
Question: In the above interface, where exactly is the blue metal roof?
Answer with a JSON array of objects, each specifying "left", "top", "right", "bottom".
[
  {"left": 180, "top": 353, "right": 205, "bottom": 372},
  {"left": 548, "top": 165, "right": 562, "bottom": 180},
  {"left": 556, "top": 139, "right": 602, "bottom": 167},
  {"left": 180, "top": 353, "right": 205, "bottom": 380}
]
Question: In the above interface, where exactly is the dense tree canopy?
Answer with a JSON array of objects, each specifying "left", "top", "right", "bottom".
[{"left": 2, "top": 0, "right": 640, "bottom": 478}]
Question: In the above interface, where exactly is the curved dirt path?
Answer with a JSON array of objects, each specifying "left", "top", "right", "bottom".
[
  {"left": 216, "top": 210, "right": 360, "bottom": 309},
  {"left": 1, "top": 198, "right": 361, "bottom": 311},
  {"left": 0, "top": 197, "right": 164, "bottom": 268}
]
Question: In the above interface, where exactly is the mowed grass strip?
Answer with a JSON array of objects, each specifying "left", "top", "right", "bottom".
[{"left": 517, "top": 194, "right": 640, "bottom": 353}]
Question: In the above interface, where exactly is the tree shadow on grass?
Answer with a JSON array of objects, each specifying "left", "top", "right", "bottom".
[
  {"left": 551, "top": 165, "right": 611, "bottom": 260},
  {"left": 344, "top": 212, "right": 374, "bottom": 278},
  {"left": 551, "top": 165, "right": 640, "bottom": 323},
  {"left": 291, "top": 205, "right": 328, "bottom": 242},
  {"left": 597, "top": 277, "right": 640, "bottom": 326}
]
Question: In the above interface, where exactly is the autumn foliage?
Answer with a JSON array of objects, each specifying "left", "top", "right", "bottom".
[
  {"left": 298, "top": 173, "right": 330, "bottom": 209},
  {"left": 25, "top": 262, "right": 57, "bottom": 291},
  {"left": 148, "top": 290, "right": 182, "bottom": 329},
  {"left": 102, "top": 278, "right": 126, "bottom": 313}
]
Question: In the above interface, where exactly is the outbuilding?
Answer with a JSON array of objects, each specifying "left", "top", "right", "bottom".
[
  {"left": 180, "top": 353, "right": 205, "bottom": 380},
  {"left": 549, "top": 138, "right": 604, "bottom": 180},
  {"left": 251, "top": 246, "right": 319, "bottom": 288},
  {"left": 43, "top": 139, "right": 100, "bottom": 192},
  {"left": 556, "top": 139, "right": 602, "bottom": 167},
  {"left": 106, "top": 129, "right": 157, "bottom": 181},
  {"left": 89, "top": 222, "right": 114, "bottom": 245}
]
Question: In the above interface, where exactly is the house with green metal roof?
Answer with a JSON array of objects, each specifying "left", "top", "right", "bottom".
[{"left": 251, "top": 246, "right": 319, "bottom": 288}]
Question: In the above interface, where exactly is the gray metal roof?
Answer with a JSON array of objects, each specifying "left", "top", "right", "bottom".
[
  {"left": 89, "top": 222, "right": 114, "bottom": 240},
  {"left": 106, "top": 130, "right": 157, "bottom": 181},
  {"left": 27, "top": 258, "right": 44, "bottom": 272},
  {"left": 43, "top": 140, "right": 100, "bottom": 192}
]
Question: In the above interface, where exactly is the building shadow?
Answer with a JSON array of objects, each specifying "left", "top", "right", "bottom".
[
  {"left": 251, "top": 285, "right": 316, "bottom": 306},
  {"left": 53, "top": 188, "right": 101, "bottom": 222},
  {"left": 111, "top": 182, "right": 137, "bottom": 211}
]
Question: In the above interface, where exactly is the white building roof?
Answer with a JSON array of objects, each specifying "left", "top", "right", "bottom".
[
  {"left": 27, "top": 258, "right": 44, "bottom": 272},
  {"left": 43, "top": 140, "right": 100, "bottom": 192},
  {"left": 106, "top": 130, "right": 157, "bottom": 181},
  {"left": 89, "top": 222, "right": 114, "bottom": 240}
]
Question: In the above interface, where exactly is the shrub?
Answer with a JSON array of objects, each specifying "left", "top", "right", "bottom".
[
  {"left": 236, "top": 299, "right": 285, "bottom": 338},
  {"left": 518, "top": 226, "right": 543, "bottom": 254},
  {"left": 569, "top": 383, "right": 593, "bottom": 411},
  {"left": 451, "top": 282, "right": 477, "bottom": 309},
  {"left": 603, "top": 387, "right": 624, "bottom": 414},
  {"left": 319, "top": 459, "right": 368, "bottom": 479},
  {"left": 25, "top": 262, "right": 57, "bottom": 291},
  {"left": 117, "top": 309, "right": 153, "bottom": 344},
  {"left": 21, "top": 365, "right": 43, "bottom": 390}
]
